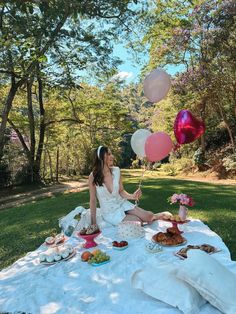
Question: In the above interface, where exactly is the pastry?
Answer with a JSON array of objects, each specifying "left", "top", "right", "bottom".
[{"left": 167, "top": 227, "right": 181, "bottom": 235}]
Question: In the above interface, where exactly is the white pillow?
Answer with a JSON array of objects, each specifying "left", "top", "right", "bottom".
[
  {"left": 175, "top": 250, "right": 236, "bottom": 314},
  {"left": 131, "top": 263, "right": 206, "bottom": 314}
]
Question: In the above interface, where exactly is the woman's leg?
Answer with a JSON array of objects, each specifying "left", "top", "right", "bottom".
[
  {"left": 122, "top": 213, "right": 142, "bottom": 223},
  {"left": 126, "top": 207, "right": 173, "bottom": 223},
  {"left": 126, "top": 207, "right": 154, "bottom": 223}
]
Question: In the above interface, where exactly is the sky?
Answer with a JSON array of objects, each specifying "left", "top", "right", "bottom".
[{"left": 112, "top": 43, "right": 184, "bottom": 84}]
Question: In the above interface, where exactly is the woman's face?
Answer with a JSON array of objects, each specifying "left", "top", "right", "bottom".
[{"left": 104, "top": 149, "right": 114, "bottom": 168}]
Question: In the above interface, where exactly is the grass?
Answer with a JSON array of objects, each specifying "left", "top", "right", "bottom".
[{"left": 0, "top": 169, "right": 236, "bottom": 270}]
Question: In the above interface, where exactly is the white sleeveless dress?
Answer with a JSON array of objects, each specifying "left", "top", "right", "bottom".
[{"left": 96, "top": 167, "right": 136, "bottom": 225}]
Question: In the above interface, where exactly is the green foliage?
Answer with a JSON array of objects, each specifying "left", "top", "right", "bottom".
[
  {"left": 193, "top": 148, "right": 205, "bottom": 166},
  {"left": 223, "top": 154, "right": 236, "bottom": 172}
]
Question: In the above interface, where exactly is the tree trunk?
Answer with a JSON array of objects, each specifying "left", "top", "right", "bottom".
[
  {"left": 56, "top": 146, "right": 59, "bottom": 183},
  {"left": 34, "top": 64, "right": 46, "bottom": 182},
  {"left": 27, "top": 79, "right": 35, "bottom": 182},
  {"left": 200, "top": 99, "right": 206, "bottom": 158},
  {"left": 0, "top": 79, "right": 18, "bottom": 159},
  {"left": 47, "top": 149, "right": 54, "bottom": 182},
  {"left": 217, "top": 102, "right": 235, "bottom": 153}
]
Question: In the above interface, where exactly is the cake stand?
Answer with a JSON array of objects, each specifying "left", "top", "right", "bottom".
[{"left": 78, "top": 231, "right": 101, "bottom": 248}]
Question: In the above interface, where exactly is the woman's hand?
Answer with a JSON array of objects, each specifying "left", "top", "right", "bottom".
[{"left": 132, "top": 188, "right": 142, "bottom": 201}]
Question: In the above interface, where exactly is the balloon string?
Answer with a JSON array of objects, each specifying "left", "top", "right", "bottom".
[{"left": 135, "top": 163, "right": 146, "bottom": 207}]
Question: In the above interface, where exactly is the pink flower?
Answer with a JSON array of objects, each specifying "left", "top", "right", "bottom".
[{"left": 168, "top": 193, "right": 195, "bottom": 207}]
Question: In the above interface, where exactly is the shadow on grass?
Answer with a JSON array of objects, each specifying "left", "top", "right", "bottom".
[{"left": 1, "top": 174, "right": 236, "bottom": 269}]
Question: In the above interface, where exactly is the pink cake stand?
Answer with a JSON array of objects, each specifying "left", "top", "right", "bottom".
[
  {"left": 162, "top": 219, "right": 190, "bottom": 234},
  {"left": 78, "top": 231, "right": 101, "bottom": 248}
]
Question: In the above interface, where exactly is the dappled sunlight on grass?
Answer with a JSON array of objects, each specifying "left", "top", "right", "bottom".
[{"left": 1, "top": 170, "right": 236, "bottom": 269}]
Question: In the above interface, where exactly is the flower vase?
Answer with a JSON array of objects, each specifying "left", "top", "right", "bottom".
[{"left": 178, "top": 205, "right": 188, "bottom": 221}]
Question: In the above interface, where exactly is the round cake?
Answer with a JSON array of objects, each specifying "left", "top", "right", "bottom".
[{"left": 117, "top": 221, "right": 145, "bottom": 239}]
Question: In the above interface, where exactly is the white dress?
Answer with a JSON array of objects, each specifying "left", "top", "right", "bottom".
[{"left": 96, "top": 167, "right": 135, "bottom": 225}]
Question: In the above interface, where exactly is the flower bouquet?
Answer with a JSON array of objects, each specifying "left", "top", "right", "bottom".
[
  {"left": 168, "top": 193, "right": 195, "bottom": 207},
  {"left": 168, "top": 193, "right": 195, "bottom": 221}
]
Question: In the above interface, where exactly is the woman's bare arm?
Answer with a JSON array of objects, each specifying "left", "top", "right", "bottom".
[
  {"left": 88, "top": 173, "right": 97, "bottom": 225},
  {"left": 119, "top": 173, "right": 142, "bottom": 201}
]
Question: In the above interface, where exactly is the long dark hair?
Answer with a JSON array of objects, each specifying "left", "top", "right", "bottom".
[{"left": 92, "top": 146, "right": 109, "bottom": 186}]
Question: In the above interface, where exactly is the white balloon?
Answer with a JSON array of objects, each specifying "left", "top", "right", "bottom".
[
  {"left": 143, "top": 68, "right": 171, "bottom": 103},
  {"left": 131, "top": 129, "right": 152, "bottom": 157}
]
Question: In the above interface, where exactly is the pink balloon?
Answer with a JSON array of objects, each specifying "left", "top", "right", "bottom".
[
  {"left": 145, "top": 132, "right": 173, "bottom": 162},
  {"left": 174, "top": 110, "right": 206, "bottom": 144},
  {"left": 143, "top": 68, "right": 171, "bottom": 103}
]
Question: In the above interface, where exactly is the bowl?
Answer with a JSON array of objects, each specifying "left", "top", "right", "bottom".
[{"left": 78, "top": 231, "right": 101, "bottom": 248}]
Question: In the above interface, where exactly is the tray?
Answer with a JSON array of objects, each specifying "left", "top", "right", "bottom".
[
  {"left": 40, "top": 249, "right": 76, "bottom": 265},
  {"left": 175, "top": 245, "right": 221, "bottom": 259},
  {"left": 152, "top": 235, "right": 187, "bottom": 247},
  {"left": 91, "top": 260, "right": 111, "bottom": 267}
]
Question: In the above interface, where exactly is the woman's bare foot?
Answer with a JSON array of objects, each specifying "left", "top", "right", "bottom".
[{"left": 153, "top": 211, "right": 173, "bottom": 220}]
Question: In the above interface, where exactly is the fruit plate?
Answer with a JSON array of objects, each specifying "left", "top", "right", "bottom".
[
  {"left": 40, "top": 249, "right": 76, "bottom": 266},
  {"left": 112, "top": 245, "right": 128, "bottom": 251},
  {"left": 152, "top": 235, "right": 187, "bottom": 247},
  {"left": 91, "top": 260, "right": 111, "bottom": 267}
]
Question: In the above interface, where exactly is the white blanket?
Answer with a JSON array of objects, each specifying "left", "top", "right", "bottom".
[{"left": 1, "top": 219, "right": 236, "bottom": 314}]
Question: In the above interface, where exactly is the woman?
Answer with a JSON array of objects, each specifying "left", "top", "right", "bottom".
[{"left": 89, "top": 145, "right": 171, "bottom": 228}]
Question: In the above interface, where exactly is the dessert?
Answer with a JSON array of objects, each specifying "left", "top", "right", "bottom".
[
  {"left": 169, "top": 214, "right": 186, "bottom": 222},
  {"left": 112, "top": 240, "right": 128, "bottom": 248},
  {"left": 152, "top": 231, "right": 186, "bottom": 246},
  {"left": 166, "top": 227, "right": 182, "bottom": 235},
  {"left": 79, "top": 224, "right": 100, "bottom": 235},
  {"left": 45, "top": 236, "right": 55, "bottom": 245},
  {"left": 176, "top": 244, "right": 217, "bottom": 258},
  {"left": 39, "top": 244, "right": 74, "bottom": 264}
]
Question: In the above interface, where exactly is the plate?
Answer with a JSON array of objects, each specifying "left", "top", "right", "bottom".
[
  {"left": 174, "top": 245, "right": 221, "bottom": 259},
  {"left": 43, "top": 236, "right": 68, "bottom": 247},
  {"left": 112, "top": 245, "right": 128, "bottom": 251},
  {"left": 152, "top": 235, "right": 187, "bottom": 247},
  {"left": 40, "top": 249, "right": 76, "bottom": 265},
  {"left": 91, "top": 260, "right": 111, "bottom": 267}
]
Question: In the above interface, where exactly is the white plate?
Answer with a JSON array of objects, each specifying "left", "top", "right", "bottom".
[{"left": 40, "top": 249, "right": 76, "bottom": 265}]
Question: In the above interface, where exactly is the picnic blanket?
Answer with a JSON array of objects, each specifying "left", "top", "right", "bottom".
[{"left": 1, "top": 218, "right": 236, "bottom": 314}]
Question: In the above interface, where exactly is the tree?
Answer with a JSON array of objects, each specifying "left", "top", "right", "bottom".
[
  {"left": 141, "top": 0, "right": 236, "bottom": 153},
  {"left": 0, "top": 0, "right": 143, "bottom": 182}
]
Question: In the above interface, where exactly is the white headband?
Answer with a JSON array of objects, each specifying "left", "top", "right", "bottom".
[{"left": 97, "top": 146, "right": 103, "bottom": 159}]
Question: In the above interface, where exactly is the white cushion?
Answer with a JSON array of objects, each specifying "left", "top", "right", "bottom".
[
  {"left": 175, "top": 250, "right": 236, "bottom": 314},
  {"left": 131, "top": 262, "right": 206, "bottom": 314}
]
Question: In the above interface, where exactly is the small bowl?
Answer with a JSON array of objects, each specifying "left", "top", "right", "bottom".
[
  {"left": 78, "top": 231, "right": 101, "bottom": 248},
  {"left": 112, "top": 245, "right": 128, "bottom": 251}
]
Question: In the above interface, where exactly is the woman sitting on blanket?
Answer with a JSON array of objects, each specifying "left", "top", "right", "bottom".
[{"left": 88, "top": 145, "right": 171, "bottom": 231}]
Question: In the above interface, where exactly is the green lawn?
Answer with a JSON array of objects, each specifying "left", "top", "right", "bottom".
[{"left": 1, "top": 170, "right": 236, "bottom": 270}]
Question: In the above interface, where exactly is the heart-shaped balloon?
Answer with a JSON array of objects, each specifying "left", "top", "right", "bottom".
[{"left": 174, "top": 110, "right": 206, "bottom": 144}]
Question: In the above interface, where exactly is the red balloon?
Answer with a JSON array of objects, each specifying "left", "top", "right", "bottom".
[
  {"left": 174, "top": 110, "right": 205, "bottom": 144},
  {"left": 145, "top": 132, "right": 173, "bottom": 162}
]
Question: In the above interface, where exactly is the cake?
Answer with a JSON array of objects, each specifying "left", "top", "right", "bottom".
[{"left": 117, "top": 221, "right": 145, "bottom": 239}]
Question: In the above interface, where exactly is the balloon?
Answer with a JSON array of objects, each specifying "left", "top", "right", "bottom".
[
  {"left": 174, "top": 110, "right": 206, "bottom": 144},
  {"left": 143, "top": 68, "right": 171, "bottom": 103},
  {"left": 145, "top": 132, "right": 173, "bottom": 162},
  {"left": 131, "top": 129, "right": 152, "bottom": 158}
]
